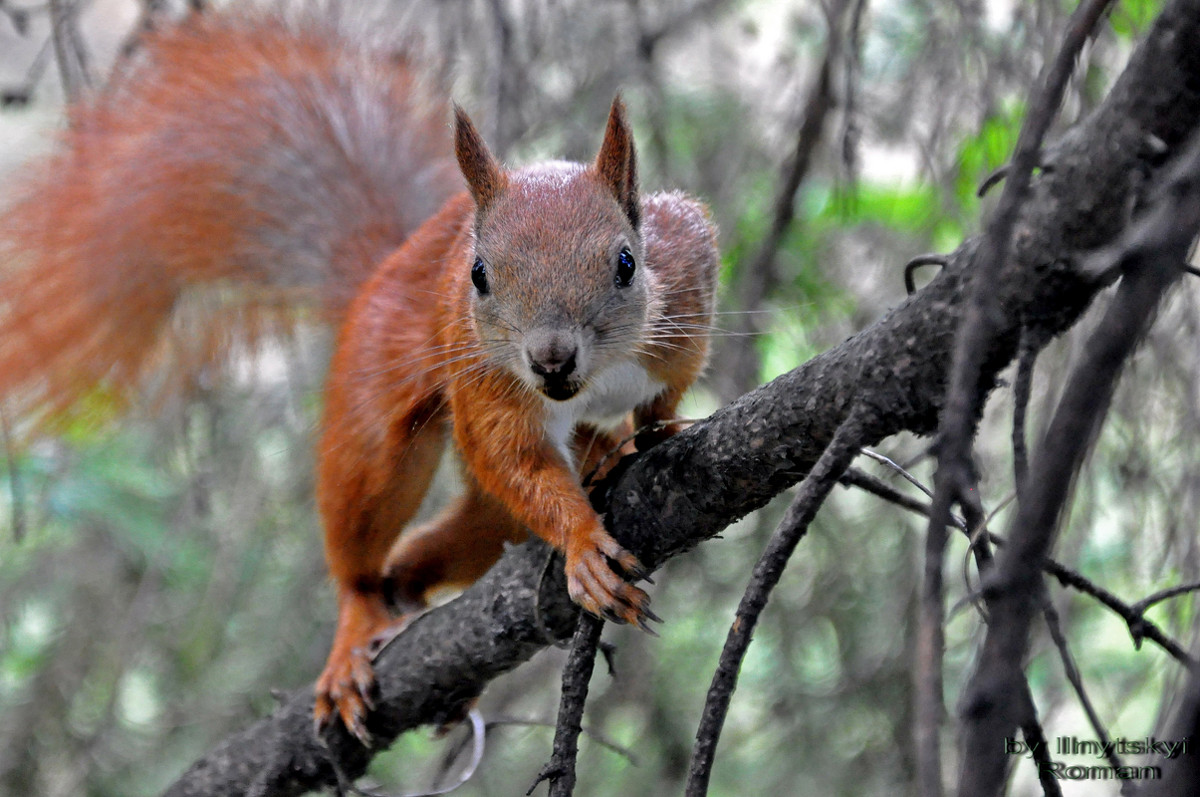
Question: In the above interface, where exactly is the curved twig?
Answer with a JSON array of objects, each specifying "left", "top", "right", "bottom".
[
  {"left": 343, "top": 710, "right": 486, "bottom": 797},
  {"left": 685, "top": 406, "right": 867, "bottom": 797},
  {"left": 1040, "top": 596, "right": 1131, "bottom": 791},
  {"left": 904, "top": 253, "right": 951, "bottom": 295}
]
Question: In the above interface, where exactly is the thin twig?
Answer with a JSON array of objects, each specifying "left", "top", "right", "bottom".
[
  {"left": 486, "top": 718, "right": 639, "bottom": 766},
  {"left": 686, "top": 407, "right": 866, "bottom": 796},
  {"left": 838, "top": 0, "right": 869, "bottom": 181},
  {"left": 839, "top": 467, "right": 948, "bottom": 523},
  {"left": 48, "top": 0, "right": 82, "bottom": 101},
  {"left": 528, "top": 613, "right": 604, "bottom": 797},
  {"left": 1040, "top": 596, "right": 1133, "bottom": 794},
  {"left": 1016, "top": 679, "right": 1064, "bottom": 797},
  {"left": 904, "top": 254, "right": 951, "bottom": 295},
  {"left": 349, "top": 709, "right": 487, "bottom": 797},
  {"left": 1130, "top": 581, "right": 1200, "bottom": 615},
  {"left": 840, "top": 465, "right": 1197, "bottom": 668},
  {"left": 860, "top": 448, "right": 934, "bottom": 498},
  {"left": 957, "top": 492, "right": 1016, "bottom": 619},
  {"left": 1045, "top": 562, "right": 1197, "bottom": 667},
  {"left": 718, "top": 0, "right": 846, "bottom": 398}
]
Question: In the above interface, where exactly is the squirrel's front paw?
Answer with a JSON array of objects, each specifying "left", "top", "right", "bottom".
[
  {"left": 565, "top": 529, "right": 660, "bottom": 632},
  {"left": 314, "top": 646, "right": 378, "bottom": 747}
]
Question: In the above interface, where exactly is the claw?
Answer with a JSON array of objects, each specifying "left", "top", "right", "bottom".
[
  {"left": 343, "top": 700, "right": 374, "bottom": 748},
  {"left": 635, "top": 615, "right": 661, "bottom": 637},
  {"left": 565, "top": 526, "right": 662, "bottom": 632},
  {"left": 622, "top": 559, "right": 652, "bottom": 582},
  {"left": 313, "top": 701, "right": 333, "bottom": 739},
  {"left": 314, "top": 642, "right": 382, "bottom": 748}
]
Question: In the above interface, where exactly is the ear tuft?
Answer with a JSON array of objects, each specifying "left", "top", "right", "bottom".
[
  {"left": 594, "top": 96, "right": 640, "bottom": 229},
  {"left": 454, "top": 104, "right": 505, "bottom": 212}
]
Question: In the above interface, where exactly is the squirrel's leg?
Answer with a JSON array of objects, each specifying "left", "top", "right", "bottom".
[
  {"left": 382, "top": 475, "right": 528, "bottom": 608},
  {"left": 451, "top": 385, "right": 653, "bottom": 628},
  {"left": 314, "top": 414, "right": 446, "bottom": 745},
  {"left": 573, "top": 421, "right": 635, "bottom": 485},
  {"left": 633, "top": 386, "right": 687, "bottom": 450},
  {"left": 382, "top": 424, "right": 632, "bottom": 614}
]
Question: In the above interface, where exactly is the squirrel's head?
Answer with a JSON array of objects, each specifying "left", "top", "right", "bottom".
[{"left": 454, "top": 97, "right": 654, "bottom": 402}]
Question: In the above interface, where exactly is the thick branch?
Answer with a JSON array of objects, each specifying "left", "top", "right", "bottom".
[{"left": 163, "top": 1, "right": 1200, "bottom": 793}]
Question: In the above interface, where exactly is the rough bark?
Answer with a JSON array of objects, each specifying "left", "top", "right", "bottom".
[{"left": 163, "top": 1, "right": 1200, "bottom": 793}]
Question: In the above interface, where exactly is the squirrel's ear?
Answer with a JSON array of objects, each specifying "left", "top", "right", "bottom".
[
  {"left": 594, "top": 96, "right": 640, "bottom": 229},
  {"left": 454, "top": 104, "right": 504, "bottom": 212}
]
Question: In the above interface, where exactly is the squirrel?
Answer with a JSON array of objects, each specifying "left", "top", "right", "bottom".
[{"left": 0, "top": 7, "right": 719, "bottom": 744}]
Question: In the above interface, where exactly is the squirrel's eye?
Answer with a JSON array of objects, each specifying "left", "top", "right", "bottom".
[
  {"left": 615, "top": 247, "right": 636, "bottom": 288},
  {"left": 471, "top": 257, "right": 489, "bottom": 295}
]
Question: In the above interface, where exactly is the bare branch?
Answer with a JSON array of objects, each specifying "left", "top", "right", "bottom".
[
  {"left": 918, "top": 2, "right": 1117, "bottom": 792},
  {"left": 1131, "top": 581, "right": 1200, "bottom": 616},
  {"left": 686, "top": 406, "right": 867, "bottom": 797},
  {"left": 841, "top": 461, "right": 1197, "bottom": 668},
  {"left": 1040, "top": 597, "right": 1131, "bottom": 783},
  {"left": 957, "top": 128, "right": 1200, "bottom": 797},
  {"left": 529, "top": 614, "right": 605, "bottom": 797},
  {"left": 1015, "top": 680, "right": 1063, "bottom": 797},
  {"left": 1045, "top": 562, "right": 1197, "bottom": 667}
]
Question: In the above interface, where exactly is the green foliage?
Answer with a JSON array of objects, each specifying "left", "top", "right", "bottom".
[
  {"left": 951, "top": 102, "right": 1023, "bottom": 214},
  {"left": 1111, "top": 0, "right": 1165, "bottom": 38}
]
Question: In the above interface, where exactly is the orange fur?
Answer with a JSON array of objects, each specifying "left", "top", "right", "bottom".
[{"left": 0, "top": 9, "right": 719, "bottom": 745}]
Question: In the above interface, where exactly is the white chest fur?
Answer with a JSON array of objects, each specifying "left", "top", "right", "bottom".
[{"left": 542, "top": 361, "right": 664, "bottom": 468}]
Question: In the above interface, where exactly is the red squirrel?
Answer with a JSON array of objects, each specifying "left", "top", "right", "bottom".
[{"left": 0, "top": 8, "right": 719, "bottom": 744}]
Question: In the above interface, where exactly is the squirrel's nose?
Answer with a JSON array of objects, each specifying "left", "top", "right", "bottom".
[
  {"left": 530, "top": 351, "right": 576, "bottom": 377},
  {"left": 525, "top": 329, "right": 578, "bottom": 378}
]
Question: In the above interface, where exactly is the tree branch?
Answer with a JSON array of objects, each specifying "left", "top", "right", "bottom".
[
  {"left": 956, "top": 127, "right": 1200, "bottom": 797},
  {"left": 686, "top": 406, "right": 867, "bottom": 796},
  {"left": 529, "top": 613, "right": 605, "bottom": 797},
  {"left": 162, "top": 1, "right": 1200, "bottom": 793},
  {"left": 917, "top": 1, "right": 1116, "bottom": 791}
]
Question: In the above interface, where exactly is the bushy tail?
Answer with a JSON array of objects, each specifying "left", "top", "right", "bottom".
[{"left": 0, "top": 8, "right": 457, "bottom": 427}]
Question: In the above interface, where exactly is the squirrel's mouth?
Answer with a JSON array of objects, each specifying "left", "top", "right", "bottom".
[{"left": 539, "top": 378, "right": 580, "bottom": 401}]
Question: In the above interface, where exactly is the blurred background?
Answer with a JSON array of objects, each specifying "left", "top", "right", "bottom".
[{"left": 1, "top": 0, "right": 1195, "bottom": 795}]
